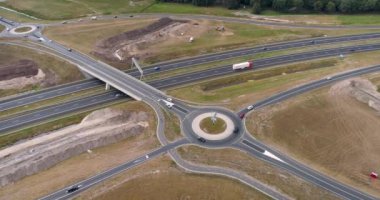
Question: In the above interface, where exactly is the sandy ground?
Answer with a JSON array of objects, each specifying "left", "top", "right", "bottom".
[
  {"left": 0, "top": 106, "right": 150, "bottom": 187},
  {"left": 248, "top": 77, "right": 380, "bottom": 197},
  {"left": 0, "top": 68, "right": 45, "bottom": 89}
]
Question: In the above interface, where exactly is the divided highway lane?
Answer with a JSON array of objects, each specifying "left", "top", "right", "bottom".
[
  {"left": 2, "top": 44, "right": 380, "bottom": 133},
  {"left": 3, "top": 33, "right": 380, "bottom": 111},
  {"left": 0, "top": 91, "right": 124, "bottom": 133},
  {"left": 149, "top": 43, "right": 380, "bottom": 88},
  {"left": 40, "top": 138, "right": 190, "bottom": 200}
]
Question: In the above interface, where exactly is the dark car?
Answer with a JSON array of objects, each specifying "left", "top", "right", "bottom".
[
  {"left": 67, "top": 185, "right": 81, "bottom": 193},
  {"left": 262, "top": 47, "right": 268, "bottom": 51},
  {"left": 114, "top": 15, "right": 118, "bottom": 18},
  {"left": 154, "top": 66, "right": 160, "bottom": 71},
  {"left": 350, "top": 49, "right": 356, "bottom": 52},
  {"left": 233, "top": 127, "right": 239, "bottom": 134},
  {"left": 67, "top": 48, "right": 72, "bottom": 52},
  {"left": 197, "top": 137, "right": 206, "bottom": 143},
  {"left": 311, "top": 40, "right": 316, "bottom": 44},
  {"left": 239, "top": 113, "right": 245, "bottom": 119}
]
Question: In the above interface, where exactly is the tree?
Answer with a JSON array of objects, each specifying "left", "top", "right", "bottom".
[
  {"left": 339, "top": 0, "right": 353, "bottom": 13},
  {"left": 272, "top": 0, "right": 287, "bottom": 10},
  {"left": 326, "top": 1, "right": 336, "bottom": 12},
  {"left": 292, "top": 0, "right": 304, "bottom": 10},
  {"left": 252, "top": 0, "right": 262, "bottom": 13},
  {"left": 313, "top": 0, "right": 324, "bottom": 11}
]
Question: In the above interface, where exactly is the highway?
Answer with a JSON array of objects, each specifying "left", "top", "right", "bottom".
[
  {"left": 2, "top": 43, "right": 380, "bottom": 133},
  {"left": 3, "top": 32, "right": 380, "bottom": 111}
]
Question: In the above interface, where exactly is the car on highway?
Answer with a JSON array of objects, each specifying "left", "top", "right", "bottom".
[
  {"left": 114, "top": 15, "right": 118, "bottom": 18},
  {"left": 166, "top": 97, "right": 172, "bottom": 102},
  {"left": 67, "top": 48, "right": 72, "bottom": 52},
  {"left": 326, "top": 76, "right": 332, "bottom": 80},
  {"left": 239, "top": 113, "right": 245, "bottom": 119},
  {"left": 154, "top": 66, "right": 160, "bottom": 71},
  {"left": 262, "top": 47, "right": 268, "bottom": 51},
  {"left": 198, "top": 137, "right": 206, "bottom": 143},
  {"left": 350, "top": 49, "right": 356, "bottom": 52},
  {"left": 311, "top": 40, "right": 316, "bottom": 44},
  {"left": 247, "top": 105, "right": 254, "bottom": 110},
  {"left": 233, "top": 127, "right": 239, "bottom": 134},
  {"left": 66, "top": 185, "right": 81, "bottom": 193}
]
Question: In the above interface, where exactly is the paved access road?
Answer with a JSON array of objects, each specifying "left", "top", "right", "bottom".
[{"left": 2, "top": 32, "right": 380, "bottom": 111}]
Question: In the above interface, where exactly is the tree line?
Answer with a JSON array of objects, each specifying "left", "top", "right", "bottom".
[{"left": 158, "top": 0, "right": 380, "bottom": 13}]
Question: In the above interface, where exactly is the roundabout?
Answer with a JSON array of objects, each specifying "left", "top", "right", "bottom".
[
  {"left": 10, "top": 25, "right": 37, "bottom": 35},
  {"left": 182, "top": 107, "right": 243, "bottom": 147}
]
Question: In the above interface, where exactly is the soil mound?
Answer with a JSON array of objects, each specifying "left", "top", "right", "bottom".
[
  {"left": 329, "top": 77, "right": 380, "bottom": 112},
  {"left": 92, "top": 17, "right": 190, "bottom": 65},
  {"left": 0, "top": 59, "right": 38, "bottom": 81}
]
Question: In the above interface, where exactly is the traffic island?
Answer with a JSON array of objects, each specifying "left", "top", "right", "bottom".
[
  {"left": 199, "top": 117, "right": 226, "bottom": 134},
  {"left": 10, "top": 25, "right": 37, "bottom": 35}
]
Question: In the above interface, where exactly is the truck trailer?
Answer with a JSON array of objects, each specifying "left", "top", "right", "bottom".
[{"left": 232, "top": 61, "right": 253, "bottom": 70}]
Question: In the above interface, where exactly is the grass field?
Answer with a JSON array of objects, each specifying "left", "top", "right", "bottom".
[
  {"left": 0, "top": 101, "right": 158, "bottom": 200},
  {"left": 163, "top": 110, "right": 182, "bottom": 142},
  {"left": 13, "top": 26, "right": 32, "bottom": 33},
  {"left": 200, "top": 117, "right": 226, "bottom": 134},
  {"left": 260, "top": 10, "right": 380, "bottom": 25},
  {"left": 0, "top": 24, "right": 4, "bottom": 32},
  {"left": 144, "top": 2, "right": 234, "bottom": 16},
  {"left": 86, "top": 155, "right": 269, "bottom": 200},
  {"left": 0, "top": 1, "right": 235, "bottom": 20},
  {"left": 247, "top": 82, "right": 380, "bottom": 197},
  {"left": 0, "top": 44, "right": 84, "bottom": 97},
  {"left": 178, "top": 145, "right": 338, "bottom": 199}
]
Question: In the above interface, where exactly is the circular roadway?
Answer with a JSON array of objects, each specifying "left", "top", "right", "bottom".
[
  {"left": 10, "top": 25, "right": 37, "bottom": 35},
  {"left": 182, "top": 106, "right": 243, "bottom": 148}
]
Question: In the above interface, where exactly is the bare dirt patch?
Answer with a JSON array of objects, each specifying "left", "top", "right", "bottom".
[
  {"left": 92, "top": 17, "right": 209, "bottom": 66},
  {"left": 0, "top": 59, "right": 46, "bottom": 90},
  {"left": 0, "top": 104, "right": 151, "bottom": 187},
  {"left": 248, "top": 77, "right": 380, "bottom": 197}
]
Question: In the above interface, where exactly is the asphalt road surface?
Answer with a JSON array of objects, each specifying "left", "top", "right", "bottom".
[{"left": 2, "top": 43, "right": 380, "bottom": 133}]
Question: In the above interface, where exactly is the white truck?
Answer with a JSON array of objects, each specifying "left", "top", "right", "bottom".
[
  {"left": 232, "top": 61, "right": 253, "bottom": 70},
  {"left": 161, "top": 99, "right": 174, "bottom": 109}
]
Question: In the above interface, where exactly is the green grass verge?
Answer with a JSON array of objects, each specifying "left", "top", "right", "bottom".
[
  {"left": 143, "top": 2, "right": 234, "bottom": 17},
  {"left": 163, "top": 110, "right": 182, "bottom": 142},
  {"left": 168, "top": 58, "right": 338, "bottom": 103},
  {"left": 14, "top": 26, "right": 32, "bottom": 33},
  {"left": 0, "top": 99, "right": 127, "bottom": 149},
  {"left": 0, "top": 112, "right": 88, "bottom": 148},
  {"left": 0, "top": 1, "right": 236, "bottom": 20},
  {"left": 0, "top": 87, "right": 105, "bottom": 120},
  {"left": 0, "top": 24, "right": 4, "bottom": 32}
]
